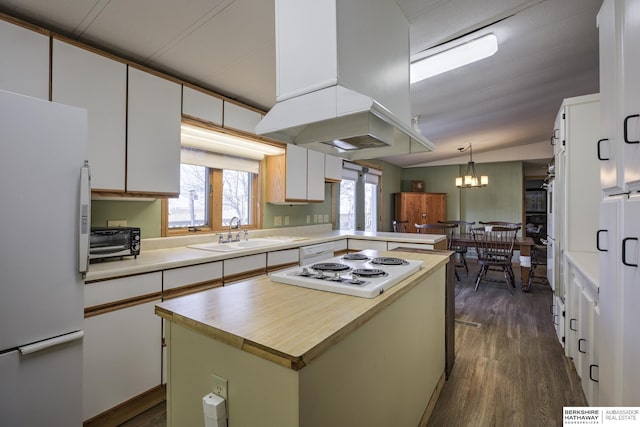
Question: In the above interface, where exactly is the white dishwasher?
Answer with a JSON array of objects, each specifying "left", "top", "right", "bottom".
[{"left": 299, "top": 242, "right": 336, "bottom": 264}]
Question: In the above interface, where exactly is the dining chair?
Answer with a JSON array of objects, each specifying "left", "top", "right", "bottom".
[
  {"left": 438, "top": 220, "right": 475, "bottom": 276},
  {"left": 392, "top": 220, "right": 409, "bottom": 233},
  {"left": 470, "top": 225, "right": 520, "bottom": 294},
  {"left": 479, "top": 221, "right": 522, "bottom": 229},
  {"left": 416, "top": 223, "right": 461, "bottom": 281}
]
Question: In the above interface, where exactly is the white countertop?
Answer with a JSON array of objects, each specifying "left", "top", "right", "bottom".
[
  {"left": 565, "top": 251, "right": 600, "bottom": 288},
  {"left": 85, "top": 229, "right": 446, "bottom": 282}
]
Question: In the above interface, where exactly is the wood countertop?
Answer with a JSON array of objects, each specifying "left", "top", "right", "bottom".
[{"left": 156, "top": 250, "right": 450, "bottom": 370}]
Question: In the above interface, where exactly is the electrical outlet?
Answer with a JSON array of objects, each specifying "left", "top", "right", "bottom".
[
  {"left": 284, "top": 215, "right": 289, "bottom": 225},
  {"left": 306, "top": 215, "right": 311, "bottom": 224},
  {"left": 274, "top": 216, "right": 282, "bottom": 226},
  {"left": 323, "top": 214, "right": 329, "bottom": 223},
  {"left": 313, "top": 214, "right": 318, "bottom": 223},
  {"left": 107, "top": 219, "right": 127, "bottom": 227},
  {"left": 211, "top": 374, "right": 228, "bottom": 400}
]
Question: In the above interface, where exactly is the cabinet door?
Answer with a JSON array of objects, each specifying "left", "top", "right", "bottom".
[
  {"left": 598, "top": 0, "right": 623, "bottom": 192},
  {"left": 566, "top": 264, "right": 581, "bottom": 361},
  {"left": 52, "top": 40, "right": 127, "bottom": 191},
  {"left": 324, "top": 154, "right": 343, "bottom": 182},
  {"left": 223, "top": 253, "right": 267, "bottom": 284},
  {"left": 621, "top": 0, "right": 640, "bottom": 190},
  {"left": 579, "top": 284, "right": 598, "bottom": 405},
  {"left": 597, "top": 196, "right": 622, "bottom": 405},
  {"left": 285, "top": 144, "right": 308, "bottom": 201},
  {"left": 83, "top": 300, "right": 162, "bottom": 420},
  {"left": 0, "top": 20, "right": 49, "bottom": 99},
  {"left": 424, "top": 194, "right": 446, "bottom": 224},
  {"left": 621, "top": 195, "right": 640, "bottom": 405},
  {"left": 182, "top": 86, "right": 223, "bottom": 126},
  {"left": 223, "top": 101, "right": 262, "bottom": 134},
  {"left": 127, "top": 67, "right": 181, "bottom": 194},
  {"left": 306, "top": 149, "right": 325, "bottom": 201},
  {"left": 553, "top": 295, "right": 565, "bottom": 347}
]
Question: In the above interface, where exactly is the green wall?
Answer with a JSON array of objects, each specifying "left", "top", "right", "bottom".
[
  {"left": 91, "top": 199, "right": 162, "bottom": 239},
  {"left": 400, "top": 161, "right": 523, "bottom": 226},
  {"left": 91, "top": 161, "right": 525, "bottom": 237}
]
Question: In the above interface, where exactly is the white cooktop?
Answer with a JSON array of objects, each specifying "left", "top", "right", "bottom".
[{"left": 269, "top": 254, "right": 423, "bottom": 298}]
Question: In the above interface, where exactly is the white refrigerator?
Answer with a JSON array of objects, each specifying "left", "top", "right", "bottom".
[{"left": 0, "top": 90, "right": 90, "bottom": 426}]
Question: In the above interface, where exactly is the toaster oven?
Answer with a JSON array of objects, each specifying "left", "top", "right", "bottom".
[{"left": 89, "top": 227, "right": 140, "bottom": 262}]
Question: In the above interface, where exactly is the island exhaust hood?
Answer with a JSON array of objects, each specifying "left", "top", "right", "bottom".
[{"left": 255, "top": 0, "right": 434, "bottom": 160}]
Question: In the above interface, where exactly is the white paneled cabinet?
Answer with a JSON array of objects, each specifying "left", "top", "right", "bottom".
[
  {"left": 223, "top": 100, "right": 262, "bottom": 133},
  {"left": 52, "top": 40, "right": 127, "bottom": 191},
  {"left": 182, "top": 86, "right": 223, "bottom": 126},
  {"left": 83, "top": 272, "right": 162, "bottom": 421},
  {"left": 597, "top": 0, "right": 640, "bottom": 406},
  {"left": 620, "top": 196, "right": 640, "bottom": 404},
  {"left": 0, "top": 19, "right": 49, "bottom": 99},
  {"left": 127, "top": 67, "right": 181, "bottom": 194},
  {"left": 324, "top": 154, "right": 343, "bottom": 182},
  {"left": 266, "top": 144, "right": 325, "bottom": 203}
]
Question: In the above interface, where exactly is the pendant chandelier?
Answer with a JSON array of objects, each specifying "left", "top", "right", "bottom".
[{"left": 455, "top": 143, "right": 488, "bottom": 188}]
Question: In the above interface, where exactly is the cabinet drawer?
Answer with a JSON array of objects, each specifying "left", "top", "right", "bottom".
[
  {"left": 85, "top": 272, "right": 162, "bottom": 308},
  {"left": 348, "top": 239, "right": 388, "bottom": 251},
  {"left": 224, "top": 253, "right": 267, "bottom": 282},
  {"left": 267, "top": 248, "right": 300, "bottom": 269},
  {"left": 163, "top": 262, "right": 223, "bottom": 291}
]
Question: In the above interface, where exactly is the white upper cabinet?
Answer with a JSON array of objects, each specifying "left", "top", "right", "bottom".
[
  {"left": 597, "top": 0, "right": 640, "bottom": 193},
  {"left": 52, "top": 40, "right": 127, "bottom": 192},
  {"left": 621, "top": 0, "right": 640, "bottom": 191},
  {"left": 127, "top": 67, "right": 181, "bottom": 195},
  {"left": 0, "top": 20, "right": 49, "bottom": 99},
  {"left": 266, "top": 144, "right": 325, "bottom": 203},
  {"left": 182, "top": 86, "right": 223, "bottom": 126},
  {"left": 324, "top": 154, "right": 343, "bottom": 182},
  {"left": 223, "top": 101, "right": 262, "bottom": 134},
  {"left": 307, "top": 149, "right": 325, "bottom": 201}
]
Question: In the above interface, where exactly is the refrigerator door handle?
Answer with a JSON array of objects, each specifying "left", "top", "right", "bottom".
[
  {"left": 19, "top": 330, "right": 84, "bottom": 355},
  {"left": 79, "top": 161, "right": 91, "bottom": 274}
]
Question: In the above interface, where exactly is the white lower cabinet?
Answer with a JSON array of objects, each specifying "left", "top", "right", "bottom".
[
  {"left": 565, "top": 255, "right": 599, "bottom": 406},
  {"left": 223, "top": 253, "right": 267, "bottom": 284},
  {"left": 83, "top": 272, "right": 162, "bottom": 421},
  {"left": 552, "top": 294, "right": 565, "bottom": 347}
]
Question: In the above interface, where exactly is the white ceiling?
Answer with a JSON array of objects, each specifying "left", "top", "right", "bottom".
[{"left": 0, "top": 0, "right": 602, "bottom": 168}]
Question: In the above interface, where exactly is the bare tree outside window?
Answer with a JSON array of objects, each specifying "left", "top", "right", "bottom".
[
  {"left": 222, "top": 169, "right": 251, "bottom": 226},
  {"left": 168, "top": 164, "right": 208, "bottom": 228}
]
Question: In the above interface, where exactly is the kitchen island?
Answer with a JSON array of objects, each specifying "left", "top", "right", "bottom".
[{"left": 156, "top": 250, "right": 450, "bottom": 427}]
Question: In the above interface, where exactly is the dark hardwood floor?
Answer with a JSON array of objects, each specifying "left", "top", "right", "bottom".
[
  {"left": 120, "top": 260, "right": 585, "bottom": 427},
  {"left": 427, "top": 261, "right": 587, "bottom": 427}
]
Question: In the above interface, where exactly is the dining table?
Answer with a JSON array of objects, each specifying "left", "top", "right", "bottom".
[{"left": 449, "top": 233, "right": 536, "bottom": 292}]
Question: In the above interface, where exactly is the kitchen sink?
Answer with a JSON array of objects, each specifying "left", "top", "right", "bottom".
[{"left": 189, "top": 238, "right": 284, "bottom": 252}]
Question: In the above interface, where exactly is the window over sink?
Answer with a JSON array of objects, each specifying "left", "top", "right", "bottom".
[{"left": 162, "top": 120, "right": 284, "bottom": 235}]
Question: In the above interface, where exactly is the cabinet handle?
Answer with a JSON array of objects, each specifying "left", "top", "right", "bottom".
[
  {"left": 569, "top": 318, "right": 577, "bottom": 331},
  {"left": 550, "top": 303, "right": 554, "bottom": 314},
  {"left": 624, "top": 114, "right": 640, "bottom": 144},
  {"left": 578, "top": 338, "right": 587, "bottom": 354},
  {"left": 550, "top": 129, "right": 560, "bottom": 145},
  {"left": 597, "top": 138, "right": 610, "bottom": 160},
  {"left": 589, "top": 364, "right": 599, "bottom": 383},
  {"left": 553, "top": 314, "right": 558, "bottom": 325},
  {"left": 622, "top": 237, "right": 639, "bottom": 267},
  {"left": 596, "top": 229, "right": 607, "bottom": 252}
]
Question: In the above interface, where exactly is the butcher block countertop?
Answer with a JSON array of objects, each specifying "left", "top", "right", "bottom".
[{"left": 156, "top": 250, "right": 450, "bottom": 370}]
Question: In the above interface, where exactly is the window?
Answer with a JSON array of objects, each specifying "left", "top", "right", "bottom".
[
  {"left": 339, "top": 162, "right": 380, "bottom": 232},
  {"left": 163, "top": 121, "right": 284, "bottom": 235}
]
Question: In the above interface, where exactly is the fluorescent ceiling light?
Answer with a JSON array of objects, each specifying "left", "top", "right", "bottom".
[
  {"left": 181, "top": 123, "right": 285, "bottom": 160},
  {"left": 411, "top": 33, "right": 498, "bottom": 84}
]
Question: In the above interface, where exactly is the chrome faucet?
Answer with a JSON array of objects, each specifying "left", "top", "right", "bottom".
[{"left": 218, "top": 217, "right": 248, "bottom": 243}]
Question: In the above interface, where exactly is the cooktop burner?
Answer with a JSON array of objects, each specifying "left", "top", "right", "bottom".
[
  {"left": 311, "top": 262, "right": 351, "bottom": 272},
  {"left": 342, "top": 253, "right": 370, "bottom": 261},
  {"left": 370, "top": 257, "right": 409, "bottom": 266},
  {"left": 352, "top": 268, "right": 388, "bottom": 278},
  {"left": 270, "top": 255, "right": 424, "bottom": 298}
]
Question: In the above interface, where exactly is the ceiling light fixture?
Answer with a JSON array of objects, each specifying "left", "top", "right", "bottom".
[
  {"left": 410, "top": 33, "right": 498, "bottom": 84},
  {"left": 181, "top": 123, "right": 285, "bottom": 160},
  {"left": 455, "top": 143, "right": 488, "bottom": 188}
]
